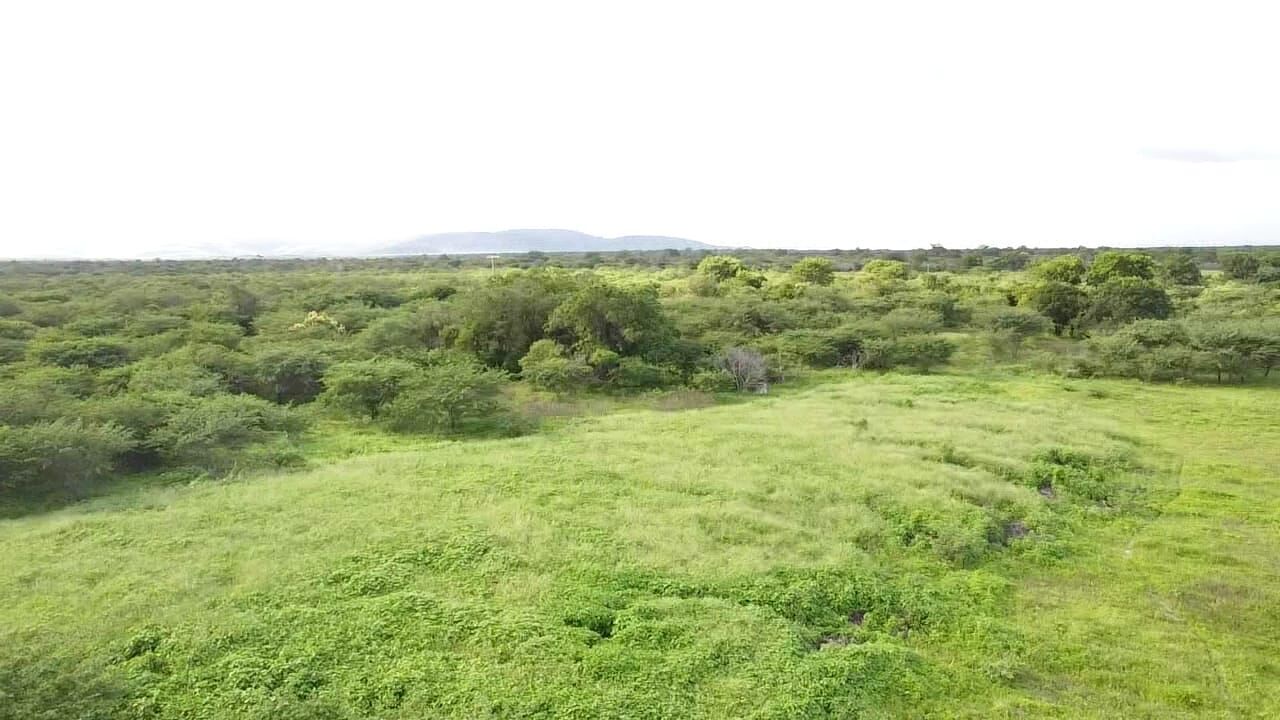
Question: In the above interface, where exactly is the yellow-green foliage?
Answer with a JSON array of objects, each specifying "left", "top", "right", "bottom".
[{"left": 2, "top": 372, "right": 1277, "bottom": 717}]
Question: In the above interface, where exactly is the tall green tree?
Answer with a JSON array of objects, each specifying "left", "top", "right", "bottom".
[
  {"left": 1191, "top": 325, "right": 1255, "bottom": 383},
  {"left": 1084, "top": 278, "right": 1171, "bottom": 325},
  {"left": 1160, "top": 252, "right": 1203, "bottom": 286},
  {"left": 1032, "top": 255, "right": 1086, "bottom": 285},
  {"left": 1027, "top": 281, "right": 1087, "bottom": 335},
  {"left": 455, "top": 272, "right": 575, "bottom": 371},
  {"left": 1086, "top": 251, "right": 1156, "bottom": 285},
  {"left": 790, "top": 257, "right": 835, "bottom": 286},
  {"left": 546, "top": 281, "right": 673, "bottom": 358},
  {"left": 1220, "top": 253, "right": 1260, "bottom": 280}
]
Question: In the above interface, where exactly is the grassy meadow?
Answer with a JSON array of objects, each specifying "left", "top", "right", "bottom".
[{"left": 3, "top": 370, "right": 1278, "bottom": 718}]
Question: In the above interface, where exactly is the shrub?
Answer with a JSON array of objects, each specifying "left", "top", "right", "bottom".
[
  {"left": 857, "top": 338, "right": 894, "bottom": 370},
  {"left": 764, "top": 279, "right": 804, "bottom": 300},
  {"left": 0, "top": 369, "right": 89, "bottom": 425},
  {"left": 914, "top": 292, "right": 970, "bottom": 327},
  {"left": 1114, "top": 319, "right": 1190, "bottom": 348},
  {"left": 518, "top": 340, "right": 591, "bottom": 393},
  {"left": 586, "top": 348, "right": 621, "bottom": 381},
  {"left": 418, "top": 282, "right": 458, "bottom": 301},
  {"left": 353, "top": 287, "right": 404, "bottom": 309},
  {"left": 1026, "top": 281, "right": 1087, "bottom": 336},
  {"left": 860, "top": 259, "right": 909, "bottom": 281},
  {"left": 359, "top": 304, "right": 454, "bottom": 357},
  {"left": 225, "top": 284, "right": 260, "bottom": 331},
  {"left": 919, "top": 272, "right": 950, "bottom": 291},
  {"left": 29, "top": 338, "right": 131, "bottom": 368},
  {"left": 611, "top": 358, "right": 678, "bottom": 390},
  {"left": 80, "top": 393, "right": 179, "bottom": 467},
  {"left": 1249, "top": 326, "right": 1280, "bottom": 377},
  {"left": 891, "top": 335, "right": 957, "bottom": 372},
  {"left": 182, "top": 344, "right": 255, "bottom": 394},
  {"left": 1088, "top": 331, "right": 1153, "bottom": 382},
  {"left": 22, "top": 303, "right": 72, "bottom": 328},
  {"left": 0, "top": 319, "right": 38, "bottom": 340},
  {"left": 1026, "top": 448, "right": 1124, "bottom": 504},
  {"left": 547, "top": 281, "right": 674, "bottom": 357},
  {"left": 1087, "top": 320, "right": 1216, "bottom": 382},
  {"left": 729, "top": 271, "right": 767, "bottom": 290},
  {"left": 384, "top": 356, "right": 507, "bottom": 433},
  {"left": 250, "top": 347, "right": 329, "bottom": 404},
  {"left": 755, "top": 330, "right": 841, "bottom": 368},
  {"left": 641, "top": 336, "right": 710, "bottom": 378},
  {"left": 0, "top": 339, "right": 25, "bottom": 364},
  {"left": 717, "top": 347, "right": 768, "bottom": 391},
  {"left": 0, "top": 419, "right": 133, "bottom": 496},
  {"left": 859, "top": 261, "right": 909, "bottom": 295},
  {"left": 1084, "top": 278, "right": 1172, "bottom": 326},
  {"left": 1220, "top": 252, "right": 1260, "bottom": 280},
  {"left": 124, "top": 355, "right": 224, "bottom": 396},
  {"left": 288, "top": 310, "right": 347, "bottom": 336},
  {"left": 321, "top": 358, "right": 420, "bottom": 419},
  {"left": 1031, "top": 255, "right": 1086, "bottom": 285},
  {"left": 64, "top": 316, "right": 127, "bottom": 338},
  {"left": 881, "top": 307, "right": 943, "bottom": 338},
  {"left": 790, "top": 257, "right": 835, "bottom": 286},
  {"left": 149, "top": 394, "right": 305, "bottom": 471},
  {"left": 688, "top": 368, "right": 737, "bottom": 392},
  {"left": 1086, "top": 251, "right": 1155, "bottom": 284},
  {"left": 1190, "top": 324, "right": 1259, "bottom": 384},
  {"left": 1141, "top": 346, "right": 1200, "bottom": 382},
  {"left": 697, "top": 255, "right": 746, "bottom": 282},
  {"left": 182, "top": 321, "right": 245, "bottom": 349},
  {"left": 454, "top": 272, "right": 574, "bottom": 371},
  {"left": 1161, "top": 253, "right": 1203, "bottom": 286},
  {"left": 856, "top": 335, "right": 954, "bottom": 372},
  {"left": 985, "top": 308, "right": 1050, "bottom": 360},
  {"left": 687, "top": 272, "right": 721, "bottom": 297}
]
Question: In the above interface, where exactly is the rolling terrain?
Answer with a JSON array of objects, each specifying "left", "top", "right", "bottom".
[{"left": 2, "top": 371, "right": 1277, "bottom": 718}]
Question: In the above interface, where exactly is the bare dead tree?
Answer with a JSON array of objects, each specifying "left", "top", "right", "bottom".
[{"left": 718, "top": 347, "right": 768, "bottom": 392}]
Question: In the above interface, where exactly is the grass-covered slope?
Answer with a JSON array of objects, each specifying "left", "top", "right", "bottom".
[{"left": 2, "top": 374, "right": 1277, "bottom": 718}]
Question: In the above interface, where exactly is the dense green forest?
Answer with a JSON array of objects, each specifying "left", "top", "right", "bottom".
[
  {"left": 3, "top": 246, "right": 1277, "bottom": 506},
  {"left": 2, "top": 246, "right": 1279, "bottom": 718}
]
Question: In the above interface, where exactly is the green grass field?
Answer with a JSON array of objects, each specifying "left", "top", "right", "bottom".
[{"left": 3, "top": 371, "right": 1278, "bottom": 719}]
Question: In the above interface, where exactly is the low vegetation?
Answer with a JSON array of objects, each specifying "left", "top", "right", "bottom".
[
  {"left": 2, "top": 373, "right": 1278, "bottom": 717},
  {"left": 1, "top": 246, "right": 1278, "bottom": 716}
]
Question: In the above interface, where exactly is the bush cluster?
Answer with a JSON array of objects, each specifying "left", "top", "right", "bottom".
[{"left": 3, "top": 246, "right": 1275, "bottom": 502}]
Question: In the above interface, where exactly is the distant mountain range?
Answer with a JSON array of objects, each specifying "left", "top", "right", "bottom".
[
  {"left": 132, "top": 230, "right": 716, "bottom": 260},
  {"left": 374, "top": 229, "right": 715, "bottom": 255}
]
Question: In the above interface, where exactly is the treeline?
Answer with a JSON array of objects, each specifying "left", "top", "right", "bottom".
[
  {"left": 7, "top": 244, "right": 1280, "bottom": 277},
  {"left": 1, "top": 247, "right": 1278, "bottom": 501},
  {"left": 1086, "top": 320, "right": 1280, "bottom": 382}
]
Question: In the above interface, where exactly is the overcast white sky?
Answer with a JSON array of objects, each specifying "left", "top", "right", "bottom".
[{"left": 1, "top": 1, "right": 1278, "bottom": 257}]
